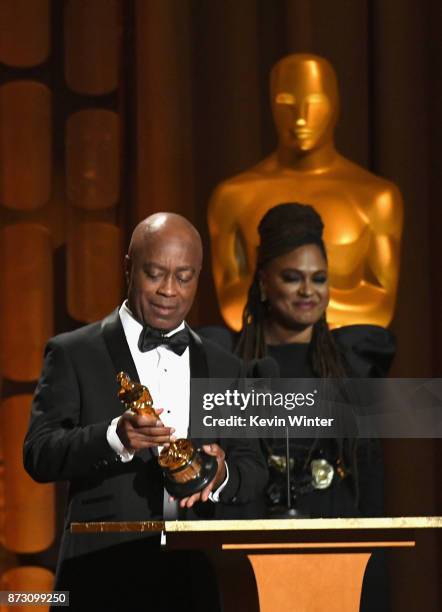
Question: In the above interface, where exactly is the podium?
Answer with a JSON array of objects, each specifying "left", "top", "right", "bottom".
[{"left": 71, "top": 516, "right": 442, "bottom": 612}]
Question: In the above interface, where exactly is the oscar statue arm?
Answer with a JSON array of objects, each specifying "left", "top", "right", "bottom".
[
  {"left": 327, "top": 184, "right": 403, "bottom": 328},
  {"left": 208, "top": 182, "right": 254, "bottom": 331},
  {"left": 23, "top": 338, "right": 118, "bottom": 483}
]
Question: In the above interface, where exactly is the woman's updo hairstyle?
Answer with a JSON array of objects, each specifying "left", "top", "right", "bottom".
[{"left": 257, "top": 202, "right": 326, "bottom": 269}]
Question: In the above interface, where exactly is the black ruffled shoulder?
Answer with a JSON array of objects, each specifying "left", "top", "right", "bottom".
[
  {"left": 332, "top": 325, "right": 396, "bottom": 378},
  {"left": 198, "top": 324, "right": 396, "bottom": 378},
  {"left": 197, "top": 325, "right": 238, "bottom": 353}
]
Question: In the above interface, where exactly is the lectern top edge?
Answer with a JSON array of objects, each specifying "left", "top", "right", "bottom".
[
  {"left": 165, "top": 516, "right": 442, "bottom": 532},
  {"left": 70, "top": 516, "right": 442, "bottom": 534}
]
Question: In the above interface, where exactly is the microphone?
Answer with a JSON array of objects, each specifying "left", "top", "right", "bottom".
[{"left": 249, "top": 356, "right": 279, "bottom": 379}]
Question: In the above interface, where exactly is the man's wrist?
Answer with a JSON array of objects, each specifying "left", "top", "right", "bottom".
[{"left": 106, "top": 416, "right": 134, "bottom": 463}]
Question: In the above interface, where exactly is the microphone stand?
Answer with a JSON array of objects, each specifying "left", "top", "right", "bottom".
[
  {"left": 256, "top": 363, "right": 305, "bottom": 519},
  {"left": 269, "top": 426, "right": 303, "bottom": 519}
]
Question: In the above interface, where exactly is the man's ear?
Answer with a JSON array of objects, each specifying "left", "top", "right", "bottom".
[{"left": 124, "top": 254, "right": 131, "bottom": 286}]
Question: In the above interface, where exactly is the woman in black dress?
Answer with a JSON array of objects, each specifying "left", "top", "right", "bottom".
[
  {"left": 205, "top": 202, "right": 394, "bottom": 518},
  {"left": 202, "top": 202, "right": 394, "bottom": 610}
]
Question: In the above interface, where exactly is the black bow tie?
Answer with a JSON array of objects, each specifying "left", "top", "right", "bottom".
[{"left": 138, "top": 325, "right": 190, "bottom": 356}]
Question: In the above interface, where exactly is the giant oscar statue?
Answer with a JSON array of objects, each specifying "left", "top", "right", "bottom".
[{"left": 208, "top": 53, "right": 403, "bottom": 331}]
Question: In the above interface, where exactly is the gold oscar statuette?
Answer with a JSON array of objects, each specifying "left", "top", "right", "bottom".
[
  {"left": 208, "top": 53, "right": 403, "bottom": 331},
  {"left": 116, "top": 372, "right": 218, "bottom": 498}
]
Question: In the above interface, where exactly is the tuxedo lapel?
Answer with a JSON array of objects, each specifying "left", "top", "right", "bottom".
[
  {"left": 187, "top": 326, "right": 211, "bottom": 446},
  {"left": 188, "top": 326, "right": 209, "bottom": 379},
  {"left": 101, "top": 309, "right": 140, "bottom": 383},
  {"left": 101, "top": 309, "right": 155, "bottom": 461}
]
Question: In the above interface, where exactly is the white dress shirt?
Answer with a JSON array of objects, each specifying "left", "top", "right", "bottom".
[{"left": 106, "top": 302, "right": 227, "bottom": 501}]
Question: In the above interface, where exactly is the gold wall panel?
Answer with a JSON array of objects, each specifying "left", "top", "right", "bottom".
[
  {"left": 1, "top": 566, "right": 53, "bottom": 611},
  {"left": 1, "top": 396, "right": 55, "bottom": 553},
  {"left": 67, "top": 222, "right": 122, "bottom": 322},
  {"left": 0, "top": 224, "right": 53, "bottom": 381},
  {"left": 0, "top": 82, "right": 51, "bottom": 211},
  {"left": 65, "top": 0, "right": 120, "bottom": 95},
  {"left": 0, "top": 0, "right": 50, "bottom": 67},
  {"left": 66, "top": 110, "right": 120, "bottom": 210}
]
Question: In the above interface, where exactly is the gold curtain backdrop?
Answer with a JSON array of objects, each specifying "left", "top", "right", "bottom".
[{"left": 0, "top": 1, "right": 441, "bottom": 610}]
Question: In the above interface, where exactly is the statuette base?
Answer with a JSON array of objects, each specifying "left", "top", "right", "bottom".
[{"left": 164, "top": 451, "right": 218, "bottom": 497}]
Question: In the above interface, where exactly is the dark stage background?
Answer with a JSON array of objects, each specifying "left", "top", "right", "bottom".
[{"left": 0, "top": 1, "right": 441, "bottom": 609}]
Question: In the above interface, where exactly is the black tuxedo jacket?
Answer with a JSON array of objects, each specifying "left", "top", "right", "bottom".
[{"left": 24, "top": 310, "right": 267, "bottom": 609}]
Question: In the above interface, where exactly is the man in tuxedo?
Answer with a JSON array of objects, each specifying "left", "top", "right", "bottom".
[{"left": 24, "top": 213, "right": 267, "bottom": 611}]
